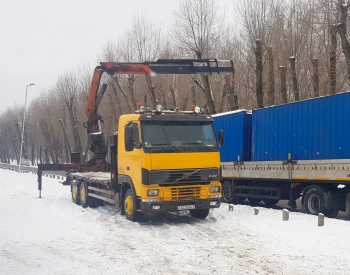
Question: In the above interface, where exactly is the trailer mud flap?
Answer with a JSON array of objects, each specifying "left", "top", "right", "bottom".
[{"left": 324, "top": 192, "right": 340, "bottom": 210}]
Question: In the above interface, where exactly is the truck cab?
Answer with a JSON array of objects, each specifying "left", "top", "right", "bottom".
[{"left": 112, "top": 106, "right": 222, "bottom": 220}]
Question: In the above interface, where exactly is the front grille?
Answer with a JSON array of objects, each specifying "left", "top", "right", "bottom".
[
  {"left": 163, "top": 186, "right": 206, "bottom": 200},
  {"left": 149, "top": 168, "right": 218, "bottom": 185}
]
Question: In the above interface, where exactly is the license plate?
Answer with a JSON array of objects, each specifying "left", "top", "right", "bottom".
[{"left": 177, "top": 205, "right": 195, "bottom": 210}]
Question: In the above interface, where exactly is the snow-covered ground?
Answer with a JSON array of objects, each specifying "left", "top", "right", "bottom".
[{"left": 1, "top": 168, "right": 350, "bottom": 275}]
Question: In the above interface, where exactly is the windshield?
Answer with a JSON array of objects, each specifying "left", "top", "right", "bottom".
[{"left": 141, "top": 120, "right": 218, "bottom": 153}]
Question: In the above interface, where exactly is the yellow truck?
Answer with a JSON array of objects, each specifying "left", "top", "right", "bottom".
[{"left": 38, "top": 59, "right": 234, "bottom": 221}]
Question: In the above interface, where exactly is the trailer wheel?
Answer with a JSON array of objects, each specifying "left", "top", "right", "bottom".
[
  {"left": 80, "top": 181, "right": 92, "bottom": 208},
  {"left": 263, "top": 199, "right": 279, "bottom": 208},
  {"left": 221, "top": 181, "right": 232, "bottom": 203},
  {"left": 71, "top": 181, "right": 80, "bottom": 205},
  {"left": 124, "top": 188, "right": 142, "bottom": 222},
  {"left": 303, "top": 187, "right": 326, "bottom": 215},
  {"left": 190, "top": 209, "right": 209, "bottom": 219}
]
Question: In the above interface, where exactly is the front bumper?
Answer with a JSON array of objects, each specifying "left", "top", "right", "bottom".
[{"left": 140, "top": 198, "right": 221, "bottom": 213}]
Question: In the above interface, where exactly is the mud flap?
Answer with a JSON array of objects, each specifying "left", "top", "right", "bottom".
[{"left": 324, "top": 192, "right": 340, "bottom": 210}]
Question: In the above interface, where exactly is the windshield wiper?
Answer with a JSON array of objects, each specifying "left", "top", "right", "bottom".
[
  {"left": 181, "top": 142, "right": 211, "bottom": 149},
  {"left": 151, "top": 143, "right": 180, "bottom": 151}
]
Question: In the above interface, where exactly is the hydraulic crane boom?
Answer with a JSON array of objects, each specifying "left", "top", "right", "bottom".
[{"left": 84, "top": 59, "right": 235, "bottom": 160}]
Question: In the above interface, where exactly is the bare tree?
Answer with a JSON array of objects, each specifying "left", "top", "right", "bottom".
[
  {"left": 173, "top": 0, "right": 226, "bottom": 114},
  {"left": 313, "top": 58, "right": 320, "bottom": 97},
  {"left": 267, "top": 46, "right": 275, "bottom": 105},
  {"left": 334, "top": 0, "right": 350, "bottom": 84},
  {"left": 255, "top": 39, "right": 264, "bottom": 108},
  {"left": 55, "top": 72, "right": 83, "bottom": 156},
  {"left": 279, "top": 66, "right": 288, "bottom": 104}
]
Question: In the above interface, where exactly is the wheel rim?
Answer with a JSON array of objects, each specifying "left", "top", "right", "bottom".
[
  {"left": 72, "top": 184, "right": 78, "bottom": 201},
  {"left": 125, "top": 195, "right": 133, "bottom": 216},
  {"left": 308, "top": 194, "right": 320, "bottom": 213},
  {"left": 81, "top": 185, "right": 86, "bottom": 204}
]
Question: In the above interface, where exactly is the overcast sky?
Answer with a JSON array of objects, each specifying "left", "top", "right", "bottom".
[{"left": 1, "top": 0, "right": 235, "bottom": 112}]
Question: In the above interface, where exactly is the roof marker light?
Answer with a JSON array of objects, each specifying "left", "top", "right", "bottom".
[
  {"left": 194, "top": 106, "right": 201, "bottom": 114},
  {"left": 155, "top": 105, "right": 163, "bottom": 113}
]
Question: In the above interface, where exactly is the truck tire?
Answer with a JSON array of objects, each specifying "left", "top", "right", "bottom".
[
  {"left": 190, "top": 209, "right": 209, "bottom": 219},
  {"left": 71, "top": 180, "right": 80, "bottom": 205},
  {"left": 303, "top": 187, "right": 326, "bottom": 215},
  {"left": 263, "top": 199, "right": 279, "bottom": 208},
  {"left": 80, "top": 181, "right": 92, "bottom": 208},
  {"left": 124, "top": 188, "right": 143, "bottom": 222},
  {"left": 221, "top": 181, "right": 232, "bottom": 203}
]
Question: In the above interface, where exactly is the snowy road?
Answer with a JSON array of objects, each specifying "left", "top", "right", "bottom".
[{"left": 1, "top": 168, "right": 350, "bottom": 275}]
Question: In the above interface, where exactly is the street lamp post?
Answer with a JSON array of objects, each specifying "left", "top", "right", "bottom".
[{"left": 18, "top": 83, "right": 35, "bottom": 173}]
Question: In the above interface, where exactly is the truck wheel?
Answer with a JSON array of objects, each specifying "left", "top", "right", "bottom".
[
  {"left": 80, "top": 181, "right": 92, "bottom": 208},
  {"left": 124, "top": 188, "right": 142, "bottom": 222},
  {"left": 303, "top": 187, "right": 325, "bottom": 215},
  {"left": 190, "top": 209, "right": 209, "bottom": 219},
  {"left": 263, "top": 199, "right": 279, "bottom": 207},
  {"left": 248, "top": 198, "right": 261, "bottom": 205},
  {"left": 221, "top": 181, "right": 232, "bottom": 203},
  {"left": 71, "top": 181, "right": 80, "bottom": 205}
]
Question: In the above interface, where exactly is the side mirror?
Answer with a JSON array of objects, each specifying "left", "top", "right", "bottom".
[
  {"left": 218, "top": 130, "right": 224, "bottom": 146},
  {"left": 125, "top": 126, "right": 134, "bottom": 151}
]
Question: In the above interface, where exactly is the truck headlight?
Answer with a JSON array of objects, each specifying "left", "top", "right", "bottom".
[
  {"left": 147, "top": 189, "right": 159, "bottom": 196},
  {"left": 210, "top": 186, "right": 220, "bottom": 193}
]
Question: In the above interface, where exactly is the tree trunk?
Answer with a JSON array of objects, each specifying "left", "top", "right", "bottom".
[
  {"left": 59, "top": 118, "right": 72, "bottom": 161},
  {"left": 9, "top": 128, "right": 19, "bottom": 164},
  {"left": 128, "top": 75, "right": 137, "bottom": 111},
  {"left": 66, "top": 97, "right": 83, "bottom": 156},
  {"left": 44, "top": 148, "right": 49, "bottom": 164},
  {"left": 62, "top": 105, "right": 69, "bottom": 163},
  {"left": 169, "top": 76, "right": 177, "bottom": 109},
  {"left": 39, "top": 146, "right": 42, "bottom": 165},
  {"left": 46, "top": 108, "right": 59, "bottom": 163},
  {"left": 330, "top": 26, "right": 337, "bottom": 95},
  {"left": 267, "top": 46, "right": 275, "bottom": 106},
  {"left": 312, "top": 58, "right": 320, "bottom": 97},
  {"left": 219, "top": 83, "right": 227, "bottom": 113},
  {"left": 161, "top": 89, "right": 168, "bottom": 109},
  {"left": 289, "top": 57, "right": 299, "bottom": 101},
  {"left": 225, "top": 74, "right": 238, "bottom": 110},
  {"left": 170, "top": 83, "right": 177, "bottom": 110},
  {"left": 144, "top": 94, "right": 148, "bottom": 107},
  {"left": 181, "top": 91, "right": 189, "bottom": 111},
  {"left": 195, "top": 51, "right": 217, "bottom": 114},
  {"left": 112, "top": 76, "right": 132, "bottom": 113},
  {"left": 145, "top": 75, "right": 158, "bottom": 108},
  {"left": 190, "top": 85, "right": 196, "bottom": 106},
  {"left": 199, "top": 74, "right": 217, "bottom": 114},
  {"left": 279, "top": 66, "right": 288, "bottom": 104},
  {"left": 255, "top": 39, "right": 264, "bottom": 108},
  {"left": 109, "top": 84, "right": 123, "bottom": 116},
  {"left": 40, "top": 118, "right": 56, "bottom": 163}
]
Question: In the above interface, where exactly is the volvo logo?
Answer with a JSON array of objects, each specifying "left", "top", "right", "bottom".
[{"left": 208, "top": 174, "right": 218, "bottom": 179}]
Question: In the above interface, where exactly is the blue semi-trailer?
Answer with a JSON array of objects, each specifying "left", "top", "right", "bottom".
[{"left": 213, "top": 92, "right": 350, "bottom": 218}]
